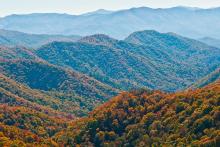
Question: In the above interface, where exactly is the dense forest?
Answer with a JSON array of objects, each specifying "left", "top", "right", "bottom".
[
  {"left": 0, "top": 79, "right": 219, "bottom": 146},
  {"left": 37, "top": 31, "right": 220, "bottom": 91},
  {"left": 191, "top": 68, "right": 220, "bottom": 89},
  {"left": 1, "top": 30, "right": 220, "bottom": 118},
  {"left": 54, "top": 80, "right": 220, "bottom": 146}
]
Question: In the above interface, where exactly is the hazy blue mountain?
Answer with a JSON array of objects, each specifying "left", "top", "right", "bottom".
[
  {"left": 198, "top": 37, "right": 220, "bottom": 48},
  {"left": 0, "top": 7, "right": 220, "bottom": 39},
  {"left": 0, "top": 29, "right": 80, "bottom": 48},
  {"left": 36, "top": 30, "right": 220, "bottom": 92},
  {"left": 82, "top": 9, "right": 114, "bottom": 16}
]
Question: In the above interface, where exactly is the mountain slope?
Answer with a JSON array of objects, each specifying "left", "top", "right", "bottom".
[
  {"left": 36, "top": 30, "right": 220, "bottom": 91},
  {"left": 1, "top": 75, "right": 219, "bottom": 146},
  {"left": 1, "top": 7, "right": 220, "bottom": 39},
  {"left": 0, "top": 59, "right": 117, "bottom": 98},
  {"left": 54, "top": 80, "right": 220, "bottom": 146},
  {"left": 0, "top": 121, "right": 58, "bottom": 146},
  {"left": 125, "top": 30, "right": 220, "bottom": 62},
  {"left": 0, "top": 72, "right": 88, "bottom": 117},
  {"left": 0, "top": 72, "right": 114, "bottom": 145},
  {"left": 190, "top": 67, "right": 220, "bottom": 88},
  {"left": 0, "top": 46, "right": 40, "bottom": 60},
  {"left": 0, "top": 73, "right": 73, "bottom": 118},
  {"left": 0, "top": 45, "right": 118, "bottom": 116},
  {"left": 0, "top": 74, "right": 70, "bottom": 145},
  {"left": 0, "top": 59, "right": 118, "bottom": 115},
  {"left": 0, "top": 29, "right": 80, "bottom": 48}
]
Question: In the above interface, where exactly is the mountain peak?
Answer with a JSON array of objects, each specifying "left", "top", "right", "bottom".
[
  {"left": 82, "top": 9, "right": 113, "bottom": 16},
  {"left": 124, "top": 30, "right": 163, "bottom": 45},
  {"left": 79, "top": 34, "right": 118, "bottom": 46},
  {"left": 126, "top": 30, "right": 161, "bottom": 37},
  {"left": 167, "top": 6, "right": 201, "bottom": 11}
]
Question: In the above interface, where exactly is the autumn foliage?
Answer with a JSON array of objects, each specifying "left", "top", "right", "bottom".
[
  {"left": 54, "top": 81, "right": 220, "bottom": 146},
  {"left": 0, "top": 59, "right": 220, "bottom": 146}
]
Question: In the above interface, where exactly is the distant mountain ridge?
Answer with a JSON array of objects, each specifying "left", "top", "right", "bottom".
[
  {"left": 0, "top": 29, "right": 80, "bottom": 48},
  {"left": 198, "top": 37, "right": 220, "bottom": 48},
  {"left": 82, "top": 9, "right": 114, "bottom": 16},
  {"left": 0, "top": 7, "right": 220, "bottom": 39}
]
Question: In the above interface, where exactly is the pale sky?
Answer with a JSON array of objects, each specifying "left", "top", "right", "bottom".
[{"left": 0, "top": 0, "right": 220, "bottom": 17}]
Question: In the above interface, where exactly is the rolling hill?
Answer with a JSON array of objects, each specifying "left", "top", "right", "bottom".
[
  {"left": 36, "top": 30, "right": 220, "bottom": 92},
  {"left": 1, "top": 7, "right": 220, "bottom": 39},
  {"left": 0, "top": 45, "right": 118, "bottom": 116}
]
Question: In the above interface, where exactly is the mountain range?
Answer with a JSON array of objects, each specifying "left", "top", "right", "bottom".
[
  {"left": 1, "top": 29, "right": 220, "bottom": 93},
  {"left": 0, "top": 7, "right": 220, "bottom": 39},
  {"left": 0, "top": 26, "right": 220, "bottom": 146},
  {"left": 36, "top": 30, "right": 220, "bottom": 92},
  {"left": 1, "top": 29, "right": 220, "bottom": 117}
]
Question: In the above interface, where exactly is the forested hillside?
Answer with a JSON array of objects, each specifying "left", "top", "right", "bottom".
[
  {"left": 190, "top": 67, "right": 220, "bottom": 89},
  {"left": 0, "top": 46, "right": 118, "bottom": 116},
  {"left": 1, "top": 30, "right": 220, "bottom": 117},
  {"left": 54, "top": 80, "right": 220, "bottom": 146},
  {"left": 0, "top": 46, "right": 39, "bottom": 60},
  {"left": 0, "top": 73, "right": 71, "bottom": 146},
  {"left": 1, "top": 76, "right": 219, "bottom": 146},
  {"left": 1, "top": 1, "right": 220, "bottom": 146},
  {"left": 0, "top": 59, "right": 117, "bottom": 98},
  {"left": 0, "top": 30, "right": 220, "bottom": 146},
  {"left": 37, "top": 30, "right": 220, "bottom": 91}
]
